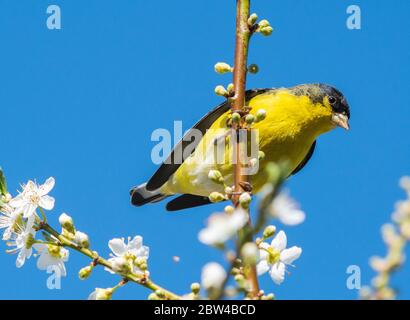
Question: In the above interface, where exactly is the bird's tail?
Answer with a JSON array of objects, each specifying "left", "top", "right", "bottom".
[{"left": 130, "top": 183, "right": 168, "bottom": 206}]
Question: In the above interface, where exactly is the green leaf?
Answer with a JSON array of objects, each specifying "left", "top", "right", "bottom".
[{"left": 0, "top": 167, "right": 7, "bottom": 196}]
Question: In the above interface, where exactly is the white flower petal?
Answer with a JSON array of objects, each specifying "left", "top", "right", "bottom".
[
  {"left": 279, "top": 209, "right": 306, "bottom": 226},
  {"left": 256, "top": 260, "right": 270, "bottom": 275},
  {"left": 269, "top": 262, "right": 286, "bottom": 285},
  {"left": 36, "top": 253, "right": 52, "bottom": 271},
  {"left": 39, "top": 177, "right": 55, "bottom": 196},
  {"left": 271, "top": 230, "right": 287, "bottom": 252},
  {"left": 201, "top": 262, "right": 226, "bottom": 290},
  {"left": 23, "top": 204, "right": 37, "bottom": 218},
  {"left": 281, "top": 246, "right": 302, "bottom": 265},
  {"left": 9, "top": 195, "right": 26, "bottom": 208},
  {"left": 39, "top": 195, "right": 55, "bottom": 210},
  {"left": 108, "top": 238, "right": 127, "bottom": 256}
]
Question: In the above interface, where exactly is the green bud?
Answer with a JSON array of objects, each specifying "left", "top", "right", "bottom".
[
  {"left": 0, "top": 167, "right": 7, "bottom": 197},
  {"left": 258, "top": 151, "right": 265, "bottom": 160},
  {"left": 135, "top": 256, "right": 148, "bottom": 271},
  {"left": 258, "top": 19, "right": 270, "bottom": 28},
  {"left": 224, "top": 205, "right": 235, "bottom": 214},
  {"left": 215, "top": 85, "right": 228, "bottom": 97},
  {"left": 191, "top": 282, "right": 200, "bottom": 294},
  {"left": 208, "top": 170, "right": 224, "bottom": 184},
  {"left": 227, "top": 83, "right": 235, "bottom": 94},
  {"left": 58, "top": 213, "right": 75, "bottom": 234},
  {"left": 214, "top": 62, "right": 233, "bottom": 74},
  {"left": 231, "top": 112, "right": 241, "bottom": 123},
  {"left": 224, "top": 187, "right": 233, "bottom": 196},
  {"left": 209, "top": 192, "right": 226, "bottom": 203},
  {"left": 260, "top": 26, "right": 273, "bottom": 36},
  {"left": 234, "top": 274, "right": 246, "bottom": 288},
  {"left": 263, "top": 225, "right": 277, "bottom": 239},
  {"left": 155, "top": 289, "right": 165, "bottom": 299},
  {"left": 148, "top": 293, "right": 159, "bottom": 300},
  {"left": 91, "top": 288, "right": 114, "bottom": 300},
  {"left": 245, "top": 114, "right": 255, "bottom": 124},
  {"left": 248, "top": 13, "right": 258, "bottom": 26},
  {"left": 239, "top": 192, "right": 252, "bottom": 208},
  {"left": 79, "top": 266, "right": 93, "bottom": 280},
  {"left": 255, "top": 109, "right": 267, "bottom": 122},
  {"left": 248, "top": 64, "right": 259, "bottom": 74},
  {"left": 264, "top": 293, "right": 275, "bottom": 300},
  {"left": 74, "top": 231, "right": 90, "bottom": 248}
]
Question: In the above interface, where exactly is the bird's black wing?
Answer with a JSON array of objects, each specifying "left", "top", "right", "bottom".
[
  {"left": 291, "top": 141, "right": 316, "bottom": 175},
  {"left": 166, "top": 194, "right": 212, "bottom": 211},
  {"left": 146, "top": 89, "right": 269, "bottom": 191}
]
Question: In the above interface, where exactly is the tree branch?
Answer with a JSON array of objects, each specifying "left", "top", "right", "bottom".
[{"left": 231, "top": 0, "right": 260, "bottom": 297}]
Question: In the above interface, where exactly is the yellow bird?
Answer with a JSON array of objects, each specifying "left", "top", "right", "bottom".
[{"left": 130, "top": 84, "right": 350, "bottom": 211}]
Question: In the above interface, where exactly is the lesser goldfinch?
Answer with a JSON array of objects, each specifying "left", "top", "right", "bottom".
[{"left": 130, "top": 84, "right": 350, "bottom": 211}]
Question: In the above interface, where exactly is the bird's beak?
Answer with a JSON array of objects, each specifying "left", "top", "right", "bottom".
[{"left": 332, "top": 113, "right": 350, "bottom": 130}]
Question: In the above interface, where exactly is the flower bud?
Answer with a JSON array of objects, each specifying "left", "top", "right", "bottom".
[
  {"left": 227, "top": 83, "right": 235, "bottom": 93},
  {"left": 155, "top": 289, "right": 165, "bottom": 299},
  {"left": 88, "top": 288, "right": 114, "bottom": 300},
  {"left": 248, "top": 13, "right": 258, "bottom": 26},
  {"left": 135, "top": 256, "right": 148, "bottom": 271},
  {"left": 79, "top": 266, "right": 93, "bottom": 280},
  {"left": 59, "top": 213, "right": 75, "bottom": 234},
  {"left": 214, "top": 62, "right": 233, "bottom": 74},
  {"left": 255, "top": 109, "right": 267, "bottom": 122},
  {"left": 258, "top": 19, "right": 270, "bottom": 28},
  {"left": 263, "top": 225, "right": 277, "bottom": 239},
  {"left": 208, "top": 170, "right": 224, "bottom": 184},
  {"left": 264, "top": 293, "right": 275, "bottom": 300},
  {"left": 148, "top": 293, "right": 160, "bottom": 300},
  {"left": 260, "top": 26, "right": 273, "bottom": 36},
  {"left": 258, "top": 151, "right": 265, "bottom": 161},
  {"left": 245, "top": 114, "right": 255, "bottom": 125},
  {"left": 399, "top": 176, "right": 410, "bottom": 193},
  {"left": 241, "top": 242, "right": 259, "bottom": 266},
  {"left": 215, "top": 85, "right": 228, "bottom": 97},
  {"left": 209, "top": 192, "right": 226, "bottom": 203},
  {"left": 191, "top": 282, "right": 200, "bottom": 294},
  {"left": 248, "top": 64, "right": 259, "bottom": 74},
  {"left": 400, "top": 220, "right": 410, "bottom": 239},
  {"left": 224, "top": 205, "right": 235, "bottom": 214},
  {"left": 231, "top": 112, "right": 241, "bottom": 123},
  {"left": 75, "top": 231, "right": 90, "bottom": 248},
  {"left": 239, "top": 192, "right": 252, "bottom": 208},
  {"left": 234, "top": 274, "right": 246, "bottom": 288},
  {"left": 224, "top": 187, "right": 233, "bottom": 196},
  {"left": 112, "top": 257, "right": 132, "bottom": 274}
]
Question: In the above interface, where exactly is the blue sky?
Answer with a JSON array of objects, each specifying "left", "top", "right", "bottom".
[{"left": 0, "top": 0, "right": 409, "bottom": 299}]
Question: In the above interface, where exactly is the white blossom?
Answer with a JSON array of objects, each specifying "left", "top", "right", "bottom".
[
  {"left": 268, "top": 191, "right": 305, "bottom": 226},
  {"left": 257, "top": 230, "right": 302, "bottom": 285},
  {"left": 198, "top": 209, "right": 248, "bottom": 246},
  {"left": 105, "top": 236, "right": 149, "bottom": 275},
  {"left": 201, "top": 262, "right": 226, "bottom": 290},
  {"left": 88, "top": 288, "right": 114, "bottom": 300},
  {"left": 32, "top": 243, "right": 69, "bottom": 277},
  {"left": 0, "top": 204, "right": 20, "bottom": 240},
  {"left": 9, "top": 177, "right": 55, "bottom": 219},
  {"left": 6, "top": 224, "right": 36, "bottom": 268}
]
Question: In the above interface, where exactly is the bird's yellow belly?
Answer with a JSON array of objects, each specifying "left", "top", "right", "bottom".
[{"left": 161, "top": 133, "right": 314, "bottom": 197}]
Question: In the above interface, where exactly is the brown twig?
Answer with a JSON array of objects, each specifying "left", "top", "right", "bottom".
[{"left": 231, "top": 0, "right": 260, "bottom": 297}]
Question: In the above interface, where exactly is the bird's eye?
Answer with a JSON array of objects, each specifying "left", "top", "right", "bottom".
[{"left": 328, "top": 96, "right": 337, "bottom": 105}]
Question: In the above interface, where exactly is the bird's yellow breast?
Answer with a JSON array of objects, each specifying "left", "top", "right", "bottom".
[{"left": 161, "top": 89, "right": 334, "bottom": 197}]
